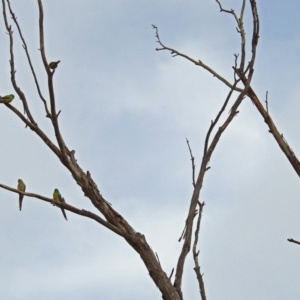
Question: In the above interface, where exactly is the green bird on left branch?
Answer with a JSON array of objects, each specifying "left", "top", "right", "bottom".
[
  {"left": 0, "top": 94, "right": 14, "bottom": 103},
  {"left": 53, "top": 189, "right": 68, "bottom": 221}
]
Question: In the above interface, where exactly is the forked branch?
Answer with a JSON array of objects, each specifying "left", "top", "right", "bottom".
[
  {"left": 152, "top": 24, "right": 243, "bottom": 93},
  {"left": 174, "top": 76, "right": 251, "bottom": 297},
  {"left": 1, "top": 2, "right": 182, "bottom": 299},
  {"left": 171, "top": 1, "right": 259, "bottom": 295},
  {"left": 6, "top": 0, "right": 50, "bottom": 117}
]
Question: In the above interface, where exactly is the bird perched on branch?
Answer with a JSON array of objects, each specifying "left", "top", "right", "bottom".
[
  {"left": 53, "top": 189, "right": 68, "bottom": 221},
  {"left": 48, "top": 61, "right": 60, "bottom": 70},
  {"left": 0, "top": 94, "right": 14, "bottom": 103},
  {"left": 17, "top": 179, "right": 26, "bottom": 211}
]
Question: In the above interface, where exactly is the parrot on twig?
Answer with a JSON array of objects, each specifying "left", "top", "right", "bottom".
[
  {"left": 0, "top": 94, "right": 14, "bottom": 103},
  {"left": 53, "top": 189, "right": 68, "bottom": 221},
  {"left": 17, "top": 179, "right": 26, "bottom": 211},
  {"left": 48, "top": 61, "right": 60, "bottom": 70}
]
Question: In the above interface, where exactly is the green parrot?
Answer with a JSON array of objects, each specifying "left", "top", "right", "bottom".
[
  {"left": 48, "top": 61, "right": 60, "bottom": 70},
  {"left": 17, "top": 179, "right": 26, "bottom": 211},
  {"left": 0, "top": 94, "right": 14, "bottom": 103},
  {"left": 53, "top": 189, "right": 68, "bottom": 221}
]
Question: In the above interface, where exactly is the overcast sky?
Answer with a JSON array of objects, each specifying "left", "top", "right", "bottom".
[{"left": 0, "top": 0, "right": 300, "bottom": 299}]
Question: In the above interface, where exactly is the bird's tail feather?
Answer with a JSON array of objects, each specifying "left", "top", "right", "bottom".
[
  {"left": 19, "top": 195, "right": 23, "bottom": 211},
  {"left": 61, "top": 208, "right": 68, "bottom": 221}
]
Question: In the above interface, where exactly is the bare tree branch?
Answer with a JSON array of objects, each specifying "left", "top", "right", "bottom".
[
  {"left": 6, "top": 0, "right": 50, "bottom": 117},
  {"left": 2, "top": 0, "right": 37, "bottom": 126},
  {"left": 186, "top": 138, "right": 196, "bottom": 188},
  {"left": 265, "top": 91, "right": 269, "bottom": 113},
  {"left": 205, "top": 80, "right": 239, "bottom": 154},
  {"left": 287, "top": 238, "right": 300, "bottom": 246},
  {"left": 0, "top": 182, "right": 134, "bottom": 238},
  {"left": 172, "top": 1, "right": 260, "bottom": 291},
  {"left": 212, "top": 1, "right": 300, "bottom": 182},
  {"left": 193, "top": 201, "right": 206, "bottom": 300},
  {"left": 216, "top": 0, "right": 247, "bottom": 72},
  {"left": 37, "top": 0, "right": 68, "bottom": 159},
  {"left": 1, "top": 2, "right": 183, "bottom": 299},
  {"left": 3, "top": 0, "right": 297, "bottom": 298},
  {"left": 238, "top": 75, "right": 300, "bottom": 177},
  {"left": 152, "top": 24, "right": 243, "bottom": 93},
  {"left": 174, "top": 76, "right": 251, "bottom": 297}
]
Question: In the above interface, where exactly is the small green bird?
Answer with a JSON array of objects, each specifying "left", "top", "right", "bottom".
[
  {"left": 53, "top": 189, "right": 68, "bottom": 221},
  {"left": 0, "top": 94, "right": 14, "bottom": 103},
  {"left": 17, "top": 179, "right": 26, "bottom": 211},
  {"left": 48, "top": 61, "right": 60, "bottom": 70}
]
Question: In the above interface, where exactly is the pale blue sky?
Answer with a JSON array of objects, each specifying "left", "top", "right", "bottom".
[{"left": 0, "top": 1, "right": 300, "bottom": 299}]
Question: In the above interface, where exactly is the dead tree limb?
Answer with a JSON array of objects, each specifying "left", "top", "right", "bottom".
[{"left": 1, "top": 1, "right": 181, "bottom": 299}]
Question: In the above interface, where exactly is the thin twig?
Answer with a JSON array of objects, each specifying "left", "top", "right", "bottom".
[
  {"left": 178, "top": 224, "right": 186, "bottom": 242},
  {"left": 215, "top": 0, "right": 239, "bottom": 21},
  {"left": 265, "top": 91, "right": 269, "bottom": 113},
  {"left": 169, "top": 268, "right": 174, "bottom": 280},
  {"left": 216, "top": 0, "right": 247, "bottom": 72},
  {"left": 152, "top": 24, "right": 243, "bottom": 93},
  {"left": 192, "top": 201, "right": 206, "bottom": 300},
  {"left": 205, "top": 80, "right": 239, "bottom": 155},
  {"left": 287, "top": 238, "right": 300, "bottom": 246},
  {"left": 186, "top": 138, "right": 196, "bottom": 187}
]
